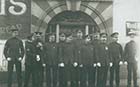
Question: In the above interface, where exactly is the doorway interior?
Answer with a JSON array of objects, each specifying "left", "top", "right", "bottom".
[{"left": 46, "top": 11, "right": 100, "bottom": 42}]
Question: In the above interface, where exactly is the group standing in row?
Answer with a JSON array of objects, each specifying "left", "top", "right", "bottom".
[{"left": 3, "top": 29, "right": 138, "bottom": 87}]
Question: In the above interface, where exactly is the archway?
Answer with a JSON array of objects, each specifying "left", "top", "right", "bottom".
[
  {"left": 45, "top": 11, "right": 99, "bottom": 42},
  {"left": 31, "top": 0, "right": 113, "bottom": 40}
]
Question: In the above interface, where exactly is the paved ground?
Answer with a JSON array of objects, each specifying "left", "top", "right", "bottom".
[{"left": 0, "top": 79, "right": 140, "bottom": 87}]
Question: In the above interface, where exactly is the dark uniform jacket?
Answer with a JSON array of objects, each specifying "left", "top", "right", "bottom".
[
  {"left": 73, "top": 38, "right": 84, "bottom": 63},
  {"left": 95, "top": 42, "right": 111, "bottom": 66},
  {"left": 81, "top": 43, "right": 95, "bottom": 65},
  {"left": 33, "top": 39, "right": 44, "bottom": 64},
  {"left": 25, "top": 41, "right": 36, "bottom": 66},
  {"left": 63, "top": 42, "right": 75, "bottom": 64},
  {"left": 4, "top": 37, "right": 24, "bottom": 62},
  {"left": 44, "top": 42, "right": 58, "bottom": 65},
  {"left": 108, "top": 42, "right": 123, "bottom": 63},
  {"left": 58, "top": 41, "right": 66, "bottom": 64},
  {"left": 124, "top": 40, "right": 137, "bottom": 63}
]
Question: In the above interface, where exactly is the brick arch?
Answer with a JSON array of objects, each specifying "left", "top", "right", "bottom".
[{"left": 37, "top": 3, "right": 108, "bottom": 34}]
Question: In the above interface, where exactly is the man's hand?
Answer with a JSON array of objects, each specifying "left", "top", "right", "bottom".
[
  {"left": 93, "top": 63, "right": 97, "bottom": 67},
  {"left": 59, "top": 63, "right": 64, "bottom": 67},
  {"left": 119, "top": 61, "right": 123, "bottom": 65},
  {"left": 79, "top": 64, "right": 83, "bottom": 67},
  {"left": 18, "top": 57, "right": 22, "bottom": 61},
  {"left": 97, "top": 62, "right": 101, "bottom": 67},
  {"left": 7, "top": 57, "right": 11, "bottom": 61},
  {"left": 73, "top": 62, "right": 78, "bottom": 67},
  {"left": 42, "top": 64, "right": 46, "bottom": 67},
  {"left": 110, "top": 62, "right": 113, "bottom": 67},
  {"left": 124, "top": 61, "right": 128, "bottom": 65},
  {"left": 36, "top": 55, "right": 40, "bottom": 61}
]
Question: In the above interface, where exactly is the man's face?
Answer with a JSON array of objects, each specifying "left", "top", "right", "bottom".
[
  {"left": 85, "top": 36, "right": 91, "bottom": 43},
  {"left": 112, "top": 35, "right": 118, "bottom": 42},
  {"left": 129, "top": 34, "right": 135, "bottom": 40},
  {"left": 77, "top": 31, "right": 83, "bottom": 38},
  {"left": 93, "top": 33, "right": 100, "bottom": 40},
  {"left": 12, "top": 31, "right": 18, "bottom": 37},
  {"left": 100, "top": 35, "right": 107, "bottom": 43},
  {"left": 59, "top": 35, "right": 66, "bottom": 41},
  {"left": 66, "top": 36, "right": 73, "bottom": 43},
  {"left": 49, "top": 35, "right": 55, "bottom": 42},
  {"left": 35, "top": 34, "right": 41, "bottom": 40}
]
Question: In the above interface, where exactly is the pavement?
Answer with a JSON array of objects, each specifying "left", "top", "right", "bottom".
[{"left": 0, "top": 79, "right": 140, "bottom": 87}]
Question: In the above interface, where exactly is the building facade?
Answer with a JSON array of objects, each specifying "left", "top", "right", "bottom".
[{"left": 31, "top": 0, "right": 113, "bottom": 42}]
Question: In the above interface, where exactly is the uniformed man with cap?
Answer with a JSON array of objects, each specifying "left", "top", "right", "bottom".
[
  {"left": 109, "top": 32, "right": 123, "bottom": 87},
  {"left": 34, "top": 31, "right": 45, "bottom": 87},
  {"left": 58, "top": 33, "right": 67, "bottom": 87},
  {"left": 44, "top": 33, "right": 58, "bottom": 87},
  {"left": 95, "top": 33, "right": 112, "bottom": 87},
  {"left": 24, "top": 33, "right": 38, "bottom": 87},
  {"left": 80, "top": 35, "right": 95, "bottom": 87},
  {"left": 73, "top": 30, "right": 84, "bottom": 87},
  {"left": 124, "top": 32, "right": 139, "bottom": 87},
  {"left": 91, "top": 32, "right": 100, "bottom": 87},
  {"left": 63, "top": 33, "right": 75, "bottom": 87},
  {"left": 4, "top": 29, "right": 25, "bottom": 87}
]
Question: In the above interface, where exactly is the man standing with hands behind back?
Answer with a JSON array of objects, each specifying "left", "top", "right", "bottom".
[
  {"left": 4, "top": 28, "right": 25, "bottom": 87},
  {"left": 124, "top": 32, "right": 139, "bottom": 87}
]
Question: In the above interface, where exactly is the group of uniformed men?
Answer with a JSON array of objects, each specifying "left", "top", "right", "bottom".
[{"left": 3, "top": 28, "right": 138, "bottom": 87}]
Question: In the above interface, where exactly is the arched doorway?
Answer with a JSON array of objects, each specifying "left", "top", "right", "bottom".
[{"left": 45, "top": 11, "right": 100, "bottom": 42}]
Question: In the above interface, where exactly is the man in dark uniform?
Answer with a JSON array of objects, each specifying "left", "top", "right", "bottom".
[
  {"left": 80, "top": 35, "right": 96, "bottom": 87},
  {"left": 91, "top": 32, "right": 100, "bottom": 87},
  {"left": 4, "top": 29, "right": 24, "bottom": 87},
  {"left": 44, "top": 33, "right": 58, "bottom": 87},
  {"left": 73, "top": 30, "right": 84, "bottom": 87},
  {"left": 95, "top": 33, "right": 112, "bottom": 87},
  {"left": 109, "top": 32, "right": 123, "bottom": 87},
  {"left": 63, "top": 33, "right": 75, "bottom": 87},
  {"left": 34, "top": 31, "right": 45, "bottom": 87},
  {"left": 58, "top": 33, "right": 67, "bottom": 87},
  {"left": 24, "top": 34, "right": 38, "bottom": 87},
  {"left": 124, "top": 32, "right": 138, "bottom": 87}
]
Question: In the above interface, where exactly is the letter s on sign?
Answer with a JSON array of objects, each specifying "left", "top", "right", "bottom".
[{"left": 9, "top": 0, "right": 27, "bottom": 15}]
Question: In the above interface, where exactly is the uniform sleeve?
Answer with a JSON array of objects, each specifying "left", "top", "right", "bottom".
[
  {"left": 43, "top": 44, "right": 47, "bottom": 63},
  {"left": 20, "top": 40, "right": 25, "bottom": 59},
  {"left": 93, "top": 46, "right": 96, "bottom": 63},
  {"left": 119, "top": 44, "right": 123, "bottom": 61},
  {"left": 3, "top": 40, "right": 9, "bottom": 59},
  {"left": 123, "top": 44, "right": 128, "bottom": 62},
  {"left": 95, "top": 45, "right": 99, "bottom": 63},
  {"left": 41, "top": 43, "right": 45, "bottom": 64},
  {"left": 58, "top": 44, "right": 63, "bottom": 63},
  {"left": 108, "top": 44, "right": 113, "bottom": 63}
]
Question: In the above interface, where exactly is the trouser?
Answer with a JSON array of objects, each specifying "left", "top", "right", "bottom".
[
  {"left": 110, "top": 63, "right": 120, "bottom": 87},
  {"left": 66, "top": 64, "right": 72, "bottom": 87},
  {"left": 127, "top": 62, "right": 138, "bottom": 87},
  {"left": 36, "top": 62, "right": 44, "bottom": 87},
  {"left": 59, "top": 66, "right": 67, "bottom": 87},
  {"left": 46, "top": 64, "right": 58, "bottom": 87},
  {"left": 24, "top": 65, "right": 37, "bottom": 87},
  {"left": 87, "top": 65, "right": 96, "bottom": 87},
  {"left": 7, "top": 61, "right": 22, "bottom": 87},
  {"left": 79, "top": 66, "right": 87, "bottom": 87},
  {"left": 71, "top": 65, "right": 79, "bottom": 87},
  {"left": 97, "top": 65, "right": 108, "bottom": 87}
]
